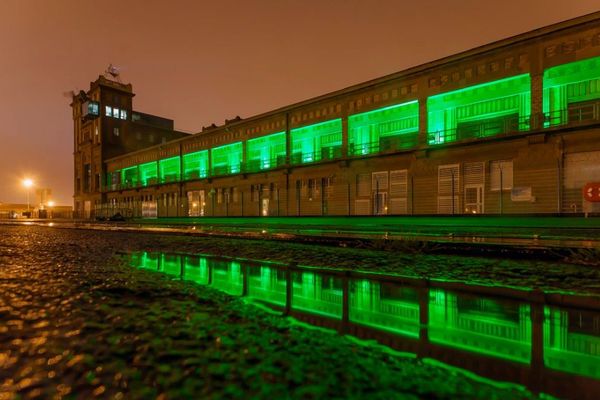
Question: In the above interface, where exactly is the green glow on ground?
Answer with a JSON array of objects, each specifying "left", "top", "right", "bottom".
[
  {"left": 183, "top": 256, "right": 209, "bottom": 284},
  {"left": 291, "top": 119, "right": 342, "bottom": 164},
  {"left": 247, "top": 265, "right": 287, "bottom": 306},
  {"left": 428, "top": 74, "right": 531, "bottom": 144},
  {"left": 291, "top": 271, "right": 343, "bottom": 318},
  {"left": 126, "top": 250, "right": 600, "bottom": 387},
  {"left": 211, "top": 260, "right": 243, "bottom": 296},
  {"left": 161, "top": 253, "right": 182, "bottom": 276},
  {"left": 349, "top": 279, "right": 420, "bottom": 338},
  {"left": 543, "top": 55, "right": 600, "bottom": 126},
  {"left": 543, "top": 306, "right": 600, "bottom": 379},
  {"left": 183, "top": 150, "right": 209, "bottom": 180},
  {"left": 211, "top": 142, "right": 243, "bottom": 175},
  {"left": 246, "top": 132, "right": 286, "bottom": 171},
  {"left": 428, "top": 288, "right": 532, "bottom": 364},
  {"left": 159, "top": 156, "right": 181, "bottom": 184},
  {"left": 348, "top": 101, "right": 419, "bottom": 156}
]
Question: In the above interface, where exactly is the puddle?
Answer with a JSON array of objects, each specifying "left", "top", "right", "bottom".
[{"left": 125, "top": 251, "right": 600, "bottom": 399}]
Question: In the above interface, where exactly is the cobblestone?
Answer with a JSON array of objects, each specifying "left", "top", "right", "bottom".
[{"left": 0, "top": 225, "right": 567, "bottom": 398}]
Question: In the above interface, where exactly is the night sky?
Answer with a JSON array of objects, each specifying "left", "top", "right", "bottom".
[{"left": 0, "top": 0, "right": 598, "bottom": 205}]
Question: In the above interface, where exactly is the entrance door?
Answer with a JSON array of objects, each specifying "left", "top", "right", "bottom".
[
  {"left": 261, "top": 198, "right": 270, "bottom": 216},
  {"left": 187, "top": 190, "right": 205, "bottom": 217},
  {"left": 84, "top": 201, "right": 91, "bottom": 219},
  {"left": 464, "top": 185, "right": 484, "bottom": 214},
  {"left": 373, "top": 192, "right": 388, "bottom": 215}
]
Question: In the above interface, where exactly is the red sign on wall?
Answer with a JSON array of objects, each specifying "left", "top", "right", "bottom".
[{"left": 583, "top": 182, "right": 600, "bottom": 202}]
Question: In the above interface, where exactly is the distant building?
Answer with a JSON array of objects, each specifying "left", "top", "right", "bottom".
[
  {"left": 72, "top": 13, "right": 600, "bottom": 219},
  {"left": 0, "top": 203, "right": 72, "bottom": 219}
]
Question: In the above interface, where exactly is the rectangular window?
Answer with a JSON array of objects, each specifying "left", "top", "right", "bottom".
[
  {"left": 291, "top": 119, "right": 342, "bottom": 164},
  {"left": 139, "top": 161, "right": 158, "bottom": 186},
  {"left": 183, "top": 150, "right": 209, "bottom": 179},
  {"left": 428, "top": 74, "right": 531, "bottom": 144},
  {"left": 113, "top": 107, "right": 120, "bottom": 118},
  {"left": 490, "top": 160, "right": 513, "bottom": 191},
  {"left": 113, "top": 127, "right": 119, "bottom": 136},
  {"left": 120, "top": 110, "right": 127, "bottom": 120},
  {"left": 543, "top": 55, "right": 600, "bottom": 127},
  {"left": 349, "top": 101, "right": 419, "bottom": 155},
  {"left": 105, "top": 106, "right": 112, "bottom": 116},
  {"left": 211, "top": 142, "right": 243, "bottom": 175},
  {"left": 159, "top": 156, "right": 181, "bottom": 183},
  {"left": 246, "top": 132, "right": 286, "bottom": 171}
]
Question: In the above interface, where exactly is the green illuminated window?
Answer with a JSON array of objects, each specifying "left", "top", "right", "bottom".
[
  {"left": 183, "top": 150, "right": 209, "bottom": 180},
  {"left": 291, "top": 272, "right": 343, "bottom": 318},
  {"left": 428, "top": 74, "right": 531, "bottom": 144},
  {"left": 183, "top": 256, "right": 209, "bottom": 284},
  {"left": 543, "top": 306, "right": 600, "bottom": 379},
  {"left": 211, "top": 142, "right": 243, "bottom": 175},
  {"left": 349, "top": 101, "right": 419, "bottom": 155},
  {"left": 291, "top": 119, "right": 342, "bottom": 164},
  {"left": 160, "top": 254, "right": 182, "bottom": 276},
  {"left": 247, "top": 265, "right": 287, "bottom": 306},
  {"left": 121, "top": 166, "right": 139, "bottom": 188},
  {"left": 349, "top": 280, "right": 420, "bottom": 338},
  {"left": 246, "top": 132, "right": 286, "bottom": 172},
  {"left": 428, "top": 289, "right": 532, "bottom": 364},
  {"left": 131, "top": 251, "right": 159, "bottom": 270},
  {"left": 211, "top": 260, "right": 243, "bottom": 296},
  {"left": 159, "top": 156, "right": 181, "bottom": 184},
  {"left": 543, "top": 55, "right": 600, "bottom": 126},
  {"left": 139, "top": 161, "right": 158, "bottom": 186}
]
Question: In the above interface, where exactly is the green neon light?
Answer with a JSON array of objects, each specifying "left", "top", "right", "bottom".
[
  {"left": 348, "top": 100, "right": 419, "bottom": 155},
  {"left": 160, "top": 253, "right": 182, "bottom": 276},
  {"left": 183, "top": 256, "right": 209, "bottom": 284},
  {"left": 428, "top": 288, "right": 532, "bottom": 364},
  {"left": 543, "top": 55, "right": 600, "bottom": 126},
  {"left": 427, "top": 74, "right": 531, "bottom": 144},
  {"left": 211, "top": 260, "right": 243, "bottom": 295},
  {"left": 247, "top": 265, "right": 287, "bottom": 306},
  {"left": 349, "top": 279, "right": 420, "bottom": 338},
  {"left": 291, "top": 118, "right": 342, "bottom": 164},
  {"left": 291, "top": 271, "right": 343, "bottom": 318},
  {"left": 138, "top": 161, "right": 158, "bottom": 186},
  {"left": 120, "top": 165, "right": 139, "bottom": 187},
  {"left": 543, "top": 306, "right": 600, "bottom": 379},
  {"left": 183, "top": 150, "right": 209, "bottom": 180},
  {"left": 246, "top": 132, "right": 286, "bottom": 171},
  {"left": 159, "top": 156, "right": 181, "bottom": 184},
  {"left": 130, "top": 251, "right": 159, "bottom": 270},
  {"left": 211, "top": 142, "right": 243, "bottom": 175}
]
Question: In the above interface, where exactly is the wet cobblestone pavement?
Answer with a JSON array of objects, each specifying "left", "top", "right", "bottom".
[{"left": 2, "top": 224, "right": 590, "bottom": 399}]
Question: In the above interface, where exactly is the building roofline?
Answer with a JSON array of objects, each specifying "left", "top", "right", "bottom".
[{"left": 104, "top": 11, "right": 600, "bottom": 164}]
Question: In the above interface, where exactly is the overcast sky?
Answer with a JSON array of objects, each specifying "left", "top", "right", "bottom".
[{"left": 0, "top": 0, "right": 598, "bottom": 205}]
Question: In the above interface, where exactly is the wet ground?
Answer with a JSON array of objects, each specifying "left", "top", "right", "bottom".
[{"left": 2, "top": 224, "right": 597, "bottom": 398}]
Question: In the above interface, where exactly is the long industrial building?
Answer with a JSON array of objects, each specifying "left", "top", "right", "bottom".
[{"left": 72, "top": 13, "right": 600, "bottom": 219}]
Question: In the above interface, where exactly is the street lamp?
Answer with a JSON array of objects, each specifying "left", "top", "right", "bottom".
[{"left": 22, "top": 178, "right": 34, "bottom": 216}]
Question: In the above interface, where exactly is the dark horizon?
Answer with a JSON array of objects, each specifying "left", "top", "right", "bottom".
[{"left": 1, "top": 0, "right": 598, "bottom": 205}]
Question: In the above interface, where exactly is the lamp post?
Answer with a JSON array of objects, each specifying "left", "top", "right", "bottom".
[
  {"left": 22, "top": 178, "right": 34, "bottom": 217},
  {"left": 48, "top": 201, "right": 55, "bottom": 219}
]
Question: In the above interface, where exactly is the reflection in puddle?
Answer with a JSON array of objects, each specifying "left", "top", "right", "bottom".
[{"left": 126, "top": 251, "right": 600, "bottom": 399}]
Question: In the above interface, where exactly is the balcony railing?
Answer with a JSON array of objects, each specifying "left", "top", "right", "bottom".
[
  {"left": 291, "top": 145, "right": 342, "bottom": 165},
  {"left": 349, "top": 134, "right": 419, "bottom": 156},
  {"left": 106, "top": 102, "right": 600, "bottom": 192},
  {"left": 428, "top": 114, "right": 530, "bottom": 145}
]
